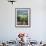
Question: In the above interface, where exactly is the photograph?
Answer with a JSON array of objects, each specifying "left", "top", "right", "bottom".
[{"left": 15, "top": 8, "right": 31, "bottom": 27}]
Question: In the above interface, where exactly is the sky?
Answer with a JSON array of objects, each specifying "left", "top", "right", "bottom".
[{"left": 17, "top": 10, "right": 28, "bottom": 15}]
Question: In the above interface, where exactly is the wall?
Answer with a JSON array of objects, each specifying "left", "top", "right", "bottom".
[{"left": 0, "top": 0, "right": 46, "bottom": 42}]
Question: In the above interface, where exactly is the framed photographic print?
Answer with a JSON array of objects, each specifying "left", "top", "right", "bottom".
[{"left": 15, "top": 8, "right": 31, "bottom": 28}]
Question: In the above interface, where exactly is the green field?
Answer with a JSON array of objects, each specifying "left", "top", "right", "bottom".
[{"left": 17, "top": 15, "right": 28, "bottom": 25}]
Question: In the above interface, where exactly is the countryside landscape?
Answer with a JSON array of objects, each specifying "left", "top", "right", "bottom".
[{"left": 17, "top": 10, "right": 28, "bottom": 25}]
